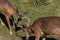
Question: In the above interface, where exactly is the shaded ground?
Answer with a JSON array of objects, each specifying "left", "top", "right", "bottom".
[{"left": 21, "top": 36, "right": 57, "bottom": 40}]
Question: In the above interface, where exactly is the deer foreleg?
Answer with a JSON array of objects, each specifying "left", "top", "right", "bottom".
[{"left": 5, "top": 15, "right": 13, "bottom": 35}]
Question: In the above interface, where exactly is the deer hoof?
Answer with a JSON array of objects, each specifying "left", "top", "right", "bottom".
[{"left": 10, "top": 31, "right": 13, "bottom": 35}]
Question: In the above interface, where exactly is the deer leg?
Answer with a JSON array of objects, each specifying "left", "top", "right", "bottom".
[
  {"left": 5, "top": 15, "right": 13, "bottom": 35},
  {"left": 35, "top": 29, "right": 44, "bottom": 40},
  {"left": 35, "top": 32, "right": 41, "bottom": 40},
  {"left": 42, "top": 35, "right": 46, "bottom": 40},
  {"left": 13, "top": 22, "right": 15, "bottom": 30},
  {"left": 11, "top": 16, "right": 15, "bottom": 30},
  {"left": 42, "top": 37, "right": 46, "bottom": 40},
  {"left": 0, "top": 18, "right": 5, "bottom": 26},
  {"left": 25, "top": 33, "right": 29, "bottom": 40},
  {"left": 24, "top": 29, "right": 29, "bottom": 40},
  {"left": 41, "top": 33, "right": 46, "bottom": 40},
  {"left": 12, "top": 20, "right": 17, "bottom": 35}
]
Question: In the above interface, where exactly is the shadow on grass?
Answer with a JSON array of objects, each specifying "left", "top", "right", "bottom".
[
  {"left": 0, "top": 13, "right": 9, "bottom": 28},
  {"left": 15, "top": 27, "right": 21, "bottom": 31},
  {"left": 0, "top": 13, "right": 22, "bottom": 31},
  {"left": 21, "top": 36, "right": 57, "bottom": 40}
]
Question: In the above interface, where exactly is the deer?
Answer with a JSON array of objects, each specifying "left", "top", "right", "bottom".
[
  {"left": 0, "top": 0, "right": 28, "bottom": 35},
  {"left": 21, "top": 16, "right": 60, "bottom": 40}
]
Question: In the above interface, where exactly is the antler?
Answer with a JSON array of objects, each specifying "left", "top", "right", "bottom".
[
  {"left": 16, "top": 16, "right": 30, "bottom": 31},
  {"left": 22, "top": 16, "right": 30, "bottom": 27}
]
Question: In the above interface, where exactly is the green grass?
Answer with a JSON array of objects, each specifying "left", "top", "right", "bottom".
[{"left": 0, "top": 0, "right": 60, "bottom": 40}]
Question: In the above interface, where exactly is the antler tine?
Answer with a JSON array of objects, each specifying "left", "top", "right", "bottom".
[{"left": 22, "top": 16, "right": 30, "bottom": 27}]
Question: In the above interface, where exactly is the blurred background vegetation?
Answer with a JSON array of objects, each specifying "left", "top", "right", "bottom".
[
  {"left": 0, "top": 0, "right": 60, "bottom": 40},
  {"left": 10, "top": 0, "right": 60, "bottom": 24}
]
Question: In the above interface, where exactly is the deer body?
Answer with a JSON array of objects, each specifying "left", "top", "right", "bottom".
[
  {"left": 0, "top": 0, "right": 20, "bottom": 18},
  {"left": 0, "top": 0, "right": 22, "bottom": 35},
  {"left": 23, "top": 16, "right": 60, "bottom": 40}
]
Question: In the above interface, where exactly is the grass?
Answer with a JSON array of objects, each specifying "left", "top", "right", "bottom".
[{"left": 0, "top": 0, "right": 60, "bottom": 40}]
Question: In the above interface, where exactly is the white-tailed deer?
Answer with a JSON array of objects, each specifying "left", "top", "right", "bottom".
[
  {"left": 0, "top": 0, "right": 28, "bottom": 35},
  {"left": 22, "top": 16, "right": 60, "bottom": 40}
]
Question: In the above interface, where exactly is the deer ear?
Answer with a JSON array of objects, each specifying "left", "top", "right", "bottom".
[{"left": 16, "top": 8, "right": 19, "bottom": 14}]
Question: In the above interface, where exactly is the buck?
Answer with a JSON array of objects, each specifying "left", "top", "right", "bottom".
[
  {"left": 22, "top": 16, "right": 60, "bottom": 40},
  {"left": 0, "top": 0, "right": 28, "bottom": 35}
]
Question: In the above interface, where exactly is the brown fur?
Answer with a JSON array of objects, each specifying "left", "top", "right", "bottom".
[{"left": 23, "top": 16, "right": 60, "bottom": 40}]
